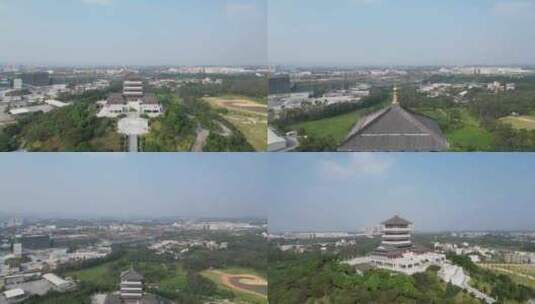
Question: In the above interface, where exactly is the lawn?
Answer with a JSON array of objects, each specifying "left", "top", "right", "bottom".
[
  {"left": 288, "top": 110, "right": 362, "bottom": 144},
  {"left": 205, "top": 96, "right": 267, "bottom": 151},
  {"left": 159, "top": 264, "right": 188, "bottom": 292},
  {"left": 287, "top": 99, "right": 390, "bottom": 144},
  {"left": 417, "top": 107, "right": 493, "bottom": 151},
  {"left": 500, "top": 115, "right": 535, "bottom": 130},
  {"left": 66, "top": 261, "right": 119, "bottom": 291}
]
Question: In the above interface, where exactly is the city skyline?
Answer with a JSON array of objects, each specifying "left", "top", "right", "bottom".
[
  {"left": 0, "top": 154, "right": 269, "bottom": 218},
  {"left": 268, "top": 153, "right": 535, "bottom": 233},
  {"left": 269, "top": 0, "right": 535, "bottom": 66},
  {"left": 0, "top": 0, "right": 267, "bottom": 66}
]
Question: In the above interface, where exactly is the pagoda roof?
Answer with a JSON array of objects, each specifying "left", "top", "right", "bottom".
[
  {"left": 107, "top": 93, "right": 126, "bottom": 105},
  {"left": 121, "top": 269, "right": 143, "bottom": 281},
  {"left": 339, "top": 104, "right": 448, "bottom": 152},
  {"left": 382, "top": 215, "right": 412, "bottom": 226}
]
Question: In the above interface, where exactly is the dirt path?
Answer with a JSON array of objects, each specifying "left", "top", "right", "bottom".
[
  {"left": 191, "top": 127, "right": 209, "bottom": 152},
  {"left": 210, "top": 270, "right": 267, "bottom": 298}
]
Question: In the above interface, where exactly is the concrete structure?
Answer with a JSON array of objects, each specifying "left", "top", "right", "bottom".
[
  {"left": 269, "top": 75, "right": 291, "bottom": 94},
  {"left": 339, "top": 86, "right": 448, "bottom": 152},
  {"left": 42, "top": 273, "right": 73, "bottom": 291},
  {"left": 2, "top": 288, "right": 27, "bottom": 303},
  {"left": 268, "top": 128, "right": 287, "bottom": 152},
  {"left": 44, "top": 99, "right": 69, "bottom": 108}
]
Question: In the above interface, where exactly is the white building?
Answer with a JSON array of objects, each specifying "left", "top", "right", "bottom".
[
  {"left": 2, "top": 288, "right": 27, "bottom": 303},
  {"left": 13, "top": 79, "right": 22, "bottom": 90},
  {"left": 345, "top": 216, "right": 446, "bottom": 275},
  {"left": 98, "top": 74, "right": 163, "bottom": 118},
  {"left": 43, "top": 273, "right": 73, "bottom": 291},
  {"left": 13, "top": 243, "right": 22, "bottom": 257}
]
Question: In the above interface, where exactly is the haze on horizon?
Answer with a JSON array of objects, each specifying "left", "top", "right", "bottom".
[
  {"left": 268, "top": 153, "right": 535, "bottom": 233},
  {"left": 0, "top": 154, "right": 268, "bottom": 219},
  {"left": 269, "top": 0, "right": 535, "bottom": 66},
  {"left": 0, "top": 0, "right": 267, "bottom": 66}
]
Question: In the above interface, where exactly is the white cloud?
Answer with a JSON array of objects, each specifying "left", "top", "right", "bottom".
[
  {"left": 320, "top": 153, "right": 393, "bottom": 179},
  {"left": 82, "top": 0, "right": 113, "bottom": 6},
  {"left": 492, "top": 0, "right": 535, "bottom": 16}
]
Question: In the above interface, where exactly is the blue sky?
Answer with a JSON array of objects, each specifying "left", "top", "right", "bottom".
[
  {"left": 268, "top": 153, "right": 535, "bottom": 232},
  {"left": 1, "top": 153, "right": 534, "bottom": 230},
  {"left": 269, "top": 0, "right": 535, "bottom": 66},
  {"left": 0, "top": 154, "right": 268, "bottom": 218},
  {"left": 0, "top": 0, "right": 267, "bottom": 66}
]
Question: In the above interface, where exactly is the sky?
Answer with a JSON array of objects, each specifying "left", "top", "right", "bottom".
[
  {"left": 268, "top": 153, "right": 535, "bottom": 233},
  {"left": 269, "top": 0, "right": 535, "bottom": 66},
  {"left": 0, "top": 154, "right": 268, "bottom": 219},
  {"left": 0, "top": 0, "right": 267, "bottom": 66}
]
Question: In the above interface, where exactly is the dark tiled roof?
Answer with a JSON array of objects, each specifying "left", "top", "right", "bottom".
[
  {"left": 121, "top": 270, "right": 144, "bottom": 281},
  {"left": 124, "top": 74, "right": 143, "bottom": 81},
  {"left": 339, "top": 104, "right": 449, "bottom": 152},
  {"left": 142, "top": 94, "right": 159, "bottom": 104},
  {"left": 382, "top": 215, "right": 412, "bottom": 226},
  {"left": 104, "top": 294, "right": 174, "bottom": 304},
  {"left": 107, "top": 93, "right": 126, "bottom": 105}
]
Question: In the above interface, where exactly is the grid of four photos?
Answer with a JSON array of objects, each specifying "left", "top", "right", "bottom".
[{"left": 1, "top": 0, "right": 535, "bottom": 303}]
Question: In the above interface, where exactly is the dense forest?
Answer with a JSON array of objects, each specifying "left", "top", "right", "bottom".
[{"left": 0, "top": 86, "right": 123, "bottom": 152}]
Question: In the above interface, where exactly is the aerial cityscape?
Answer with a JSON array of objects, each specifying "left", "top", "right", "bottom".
[
  {"left": 268, "top": 153, "right": 535, "bottom": 303},
  {"left": 0, "top": 0, "right": 268, "bottom": 152},
  {"left": 268, "top": 0, "right": 535, "bottom": 152},
  {"left": 0, "top": 154, "right": 268, "bottom": 304},
  {"left": 2, "top": 0, "right": 535, "bottom": 303}
]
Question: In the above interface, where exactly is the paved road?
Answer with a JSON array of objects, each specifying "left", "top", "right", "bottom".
[{"left": 128, "top": 135, "right": 138, "bottom": 152}]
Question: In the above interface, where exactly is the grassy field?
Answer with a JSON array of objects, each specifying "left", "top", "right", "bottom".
[
  {"left": 159, "top": 264, "right": 188, "bottom": 292},
  {"left": 201, "top": 268, "right": 267, "bottom": 304},
  {"left": 480, "top": 264, "right": 535, "bottom": 290},
  {"left": 205, "top": 96, "right": 267, "bottom": 151},
  {"left": 66, "top": 261, "right": 119, "bottom": 290},
  {"left": 289, "top": 110, "right": 362, "bottom": 144},
  {"left": 418, "top": 107, "right": 493, "bottom": 151},
  {"left": 500, "top": 115, "right": 535, "bottom": 130},
  {"left": 287, "top": 100, "right": 390, "bottom": 144}
]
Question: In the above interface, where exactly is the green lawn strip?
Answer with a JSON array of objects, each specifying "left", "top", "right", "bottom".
[
  {"left": 289, "top": 110, "right": 362, "bottom": 144},
  {"left": 288, "top": 100, "right": 390, "bottom": 144},
  {"left": 217, "top": 94, "right": 267, "bottom": 105}
]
